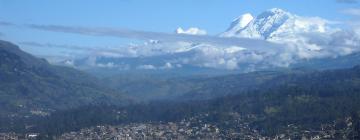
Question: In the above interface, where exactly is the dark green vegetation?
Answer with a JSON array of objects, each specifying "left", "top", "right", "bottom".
[
  {"left": 101, "top": 70, "right": 287, "bottom": 100},
  {"left": 0, "top": 40, "right": 129, "bottom": 124},
  {"left": 101, "top": 51, "right": 360, "bottom": 101},
  {"left": 17, "top": 65, "right": 360, "bottom": 138}
]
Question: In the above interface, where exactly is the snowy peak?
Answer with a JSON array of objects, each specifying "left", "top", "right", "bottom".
[
  {"left": 256, "top": 8, "right": 291, "bottom": 22},
  {"left": 220, "top": 13, "right": 254, "bottom": 37},
  {"left": 235, "top": 13, "right": 254, "bottom": 28},
  {"left": 221, "top": 8, "right": 293, "bottom": 39},
  {"left": 220, "top": 8, "right": 329, "bottom": 41},
  {"left": 265, "top": 8, "right": 289, "bottom": 16},
  {"left": 244, "top": 8, "right": 292, "bottom": 39}
]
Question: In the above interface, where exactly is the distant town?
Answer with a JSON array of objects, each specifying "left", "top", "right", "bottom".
[{"left": 1, "top": 113, "right": 358, "bottom": 140}]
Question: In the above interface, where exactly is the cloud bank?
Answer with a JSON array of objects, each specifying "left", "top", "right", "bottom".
[
  {"left": 19, "top": 41, "right": 121, "bottom": 52},
  {"left": 53, "top": 8, "right": 359, "bottom": 71},
  {"left": 26, "top": 24, "right": 282, "bottom": 52},
  {"left": 1, "top": 7, "right": 360, "bottom": 71}
]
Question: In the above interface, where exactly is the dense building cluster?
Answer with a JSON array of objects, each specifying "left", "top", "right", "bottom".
[
  {"left": 59, "top": 123, "right": 218, "bottom": 140},
  {"left": 0, "top": 114, "right": 358, "bottom": 140},
  {"left": 56, "top": 113, "right": 264, "bottom": 139},
  {"left": 56, "top": 114, "right": 358, "bottom": 140}
]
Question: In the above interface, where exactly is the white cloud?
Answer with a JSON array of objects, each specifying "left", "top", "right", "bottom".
[
  {"left": 161, "top": 62, "right": 173, "bottom": 69},
  {"left": 10, "top": 9, "right": 360, "bottom": 71},
  {"left": 224, "top": 46, "right": 246, "bottom": 53},
  {"left": 50, "top": 27, "right": 360, "bottom": 71},
  {"left": 175, "top": 27, "right": 207, "bottom": 35}
]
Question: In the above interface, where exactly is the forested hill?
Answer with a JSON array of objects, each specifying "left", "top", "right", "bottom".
[
  {"left": 0, "top": 40, "right": 129, "bottom": 117},
  {"left": 31, "top": 65, "right": 360, "bottom": 137}
]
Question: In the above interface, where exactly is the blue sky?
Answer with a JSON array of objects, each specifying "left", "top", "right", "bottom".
[{"left": 0, "top": 0, "right": 359, "bottom": 56}]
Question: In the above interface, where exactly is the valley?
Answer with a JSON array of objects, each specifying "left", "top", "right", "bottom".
[
  {"left": 0, "top": 40, "right": 360, "bottom": 139},
  {"left": 1, "top": 2, "right": 360, "bottom": 139}
]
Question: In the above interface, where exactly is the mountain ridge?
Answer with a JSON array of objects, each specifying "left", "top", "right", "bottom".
[{"left": 0, "top": 40, "right": 130, "bottom": 117}]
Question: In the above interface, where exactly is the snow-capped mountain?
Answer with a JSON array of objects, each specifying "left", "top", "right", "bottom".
[
  {"left": 56, "top": 8, "right": 360, "bottom": 73},
  {"left": 220, "top": 13, "right": 254, "bottom": 37},
  {"left": 221, "top": 8, "right": 330, "bottom": 42}
]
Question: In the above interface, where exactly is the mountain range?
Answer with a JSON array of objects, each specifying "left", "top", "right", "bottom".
[
  {"left": 220, "top": 8, "right": 329, "bottom": 41},
  {"left": 30, "top": 64, "right": 360, "bottom": 138},
  {"left": 54, "top": 8, "right": 360, "bottom": 75},
  {"left": 1, "top": 39, "right": 360, "bottom": 138}
]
